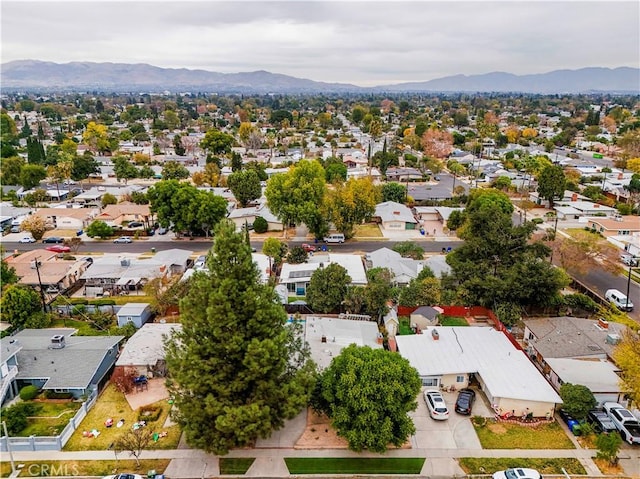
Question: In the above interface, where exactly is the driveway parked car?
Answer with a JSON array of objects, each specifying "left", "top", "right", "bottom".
[
  {"left": 42, "top": 237, "right": 64, "bottom": 244},
  {"left": 127, "top": 222, "right": 144, "bottom": 228},
  {"left": 587, "top": 409, "right": 618, "bottom": 434},
  {"left": 113, "top": 236, "right": 133, "bottom": 244},
  {"left": 423, "top": 389, "right": 449, "bottom": 420},
  {"left": 18, "top": 236, "right": 36, "bottom": 243},
  {"left": 492, "top": 468, "right": 542, "bottom": 479},
  {"left": 454, "top": 388, "right": 476, "bottom": 415},
  {"left": 45, "top": 245, "right": 71, "bottom": 253}
]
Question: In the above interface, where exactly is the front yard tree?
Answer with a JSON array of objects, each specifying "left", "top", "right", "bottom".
[
  {"left": 201, "top": 128, "right": 234, "bottom": 158},
  {"left": 306, "top": 263, "right": 350, "bottom": 313},
  {"left": 381, "top": 182, "right": 407, "bottom": 203},
  {"left": 161, "top": 160, "right": 190, "bottom": 180},
  {"left": 165, "top": 220, "right": 315, "bottom": 455},
  {"left": 1, "top": 285, "right": 45, "bottom": 330},
  {"left": 537, "top": 165, "right": 566, "bottom": 208},
  {"left": 114, "top": 428, "right": 153, "bottom": 468},
  {"left": 314, "top": 345, "right": 421, "bottom": 452},
  {"left": 559, "top": 383, "right": 596, "bottom": 421},
  {"left": 265, "top": 159, "right": 327, "bottom": 237},
  {"left": 20, "top": 215, "right": 47, "bottom": 240},
  {"left": 228, "top": 169, "right": 261, "bottom": 207},
  {"left": 612, "top": 331, "right": 640, "bottom": 405},
  {"left": 86, "top": 220, "right": 113, "bottom": 239},
  {"left": 325, "top": 177, "right": 380, "bottom": 239},
  {"left": 595, "top": 431, "right": 623, "bottom": 466},
  {"left": 262, "top": 237, "right": 287, "bottom": 275}
]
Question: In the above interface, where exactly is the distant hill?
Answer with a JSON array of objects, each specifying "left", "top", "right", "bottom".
[{"left": 1, "top": 60, "right": 638, "bottom": 93}]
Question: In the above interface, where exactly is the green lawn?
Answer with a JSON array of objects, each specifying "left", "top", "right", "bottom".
[
  {"left": 440, "top": 316, "right": 469, "bottom": 326},
  {"left": 63, "top": 383, "right": 181, "bottom": 451},
  {"left": 219, "top": 458, "right": 255, "bottom": 475},
  {"left": 19, "top": 401, "right": 82, "bottom": 437},
  {"left": 459, "top": 457, "right": 585, "bottom": 475},
  {"left": 473, "top": 420, "right": 575, "bottom": 449},
  {"left": 50, "top": 317, "right": 109, "bottom": 336},
  {"left": 285, "top": 458, "right": 425, "bottom": 474},
  {"left": 398, "top": 316, "right": 414, "bottom": 335}
]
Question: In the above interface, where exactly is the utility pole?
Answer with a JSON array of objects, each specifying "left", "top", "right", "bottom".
[
  {"left": 2, "top": 420, "right": 15, "bottom": 474},
  {"left": 33, "top": 257, "right": 48, "bottom": 313},
  {"left": 625, "top": 264, "right": 632, "bottom": 311}
]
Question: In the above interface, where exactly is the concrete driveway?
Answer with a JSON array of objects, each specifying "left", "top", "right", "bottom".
[{"left": 410, "top": 388, "right": 487, "bottom": 450}]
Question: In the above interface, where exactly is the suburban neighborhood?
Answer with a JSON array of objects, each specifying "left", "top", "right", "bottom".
[{"left": 1, "top": 87, "right": 639, "bottom": 479}]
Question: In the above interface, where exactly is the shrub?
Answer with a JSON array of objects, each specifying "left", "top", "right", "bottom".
[
  {"left": 89, "top": 298, "right": 116, "bottom": 306},
  {"left": 71, "top": 305, "right": 86, "bottom": 316},
  {"left": 1, "top": 402, "right": 38, "bottom": 434},
  {"left": 138, "top": 405, "right": 163, "bottom": 422},
  {"left": 253, "top": 216, "right": 268, "bottom": 233},
  {"left": 19, "top": 385, "right": 40, "bottom": 400},
  {"left": 531, "top": 218, "right": 544, "bottom": 225},
  {"left": 563, "top": 293, "right": 598, "bottom": 313},
  {"left": 44, "top": 390, "right": 73, "bottom": 400}
]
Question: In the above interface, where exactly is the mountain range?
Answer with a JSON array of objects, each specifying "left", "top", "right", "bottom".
[{"left": 1, "top": 60, "right": 638, "bottom": 94}]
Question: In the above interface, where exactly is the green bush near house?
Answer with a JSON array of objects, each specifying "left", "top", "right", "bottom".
[
  {"left": 138, "top": 405, "right": 163, "bottom": 422},
  {"left": 19, "top": 385, "right": 40, "bottom": 400},
  {"left": 253, "top": 216, "right": 268, "bottom": 233}
]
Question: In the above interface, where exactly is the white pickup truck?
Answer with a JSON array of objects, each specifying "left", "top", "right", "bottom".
[{"left": 603, "top": 402, "right": 640, "bottom": 445}]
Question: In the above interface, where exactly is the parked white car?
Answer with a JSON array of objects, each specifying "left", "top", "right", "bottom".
[
  {"left": 492, "top": 468, "right": 542, "bottom": 479},
  {"left": 423, "top": 389, "right": 449, "bottom": 420},
  {"left": 605, "top": 289, "right": 634, "bottom": 312},
  {"left": 603, "top": 402, "right": 640, "bottom": 445},
  {"left": 18, "top": 236, "right": 36, "bottom": 243}
]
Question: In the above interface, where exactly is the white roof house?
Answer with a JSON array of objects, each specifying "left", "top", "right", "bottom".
[
  {"left": 280, "top": 253, "right": 367, "bottom": 295},
  {"left": 365, "top": 247, "right": 423, "bottom": 285},
  {"left": 116, "top": 323, "right": 181, "bottom": 375},
  {"left": 305, "top": 316, "right": 382, "bottom": 369},
  {"left": 396, "top": 327, "right": 562, "bottom": 416},
  {"left": 374, "top": 201, "right": 417, "bottom": 230}
]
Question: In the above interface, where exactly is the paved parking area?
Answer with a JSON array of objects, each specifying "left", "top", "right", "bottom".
[{"left": 410, "top": 388, "right": 490, "bottom": 450}]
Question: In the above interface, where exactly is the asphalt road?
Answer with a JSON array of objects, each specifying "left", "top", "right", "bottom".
[{"left": 2, "top": 238, "right": 463, "bottom": 255}]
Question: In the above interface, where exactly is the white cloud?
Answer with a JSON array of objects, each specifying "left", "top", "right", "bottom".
[{"left": 1, "top": 1, "right": 638, "bottom": 86}]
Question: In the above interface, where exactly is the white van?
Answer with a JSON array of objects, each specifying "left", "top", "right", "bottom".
[
  {"left": 605, "top": 289, "right": 634, "bottom": 311},
  {"left": 323, "top": 233, "right": 345, "bottom": 244}
]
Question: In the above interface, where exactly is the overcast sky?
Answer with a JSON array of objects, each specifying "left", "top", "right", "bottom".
[{"left": 2, "top": 1, "right": 638, "bottom": 86}]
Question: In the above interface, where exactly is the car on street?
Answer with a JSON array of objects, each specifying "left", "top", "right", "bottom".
[
  {"left": 423, "top": 389, "right": 449, "bottom": 420},
  {"left": 301, "top": 243, "right": 316, "bottom": 253},
  {"left": 45, "top": 245, "right": 71, "bottom": 253},
  {"left": 18, "top": 236, "right": 36, "bottom": 243},
  {"left": 605, "top": 289, "right": 634, "bottom": 312},
  {"left": 492, "top": 468, "right": 542, "bottom": 479},
  {"left": 42, "top": 236, "right": 64, "bottom": 244},
  {"left": 103, "top": 474, "right": 144, "bottom": 479},
  {"left": 587, "top": 409, "right": 618, "bottom": 434},
  {"left": 113, "top": 236, "right": 133, "bottom": 244},
  {"left": 454, "top": 388, "right": 476, "bottom": 415}
]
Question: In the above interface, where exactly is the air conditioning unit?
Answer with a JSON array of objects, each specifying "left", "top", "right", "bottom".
[{"left": 120, "top": 259, "right": 130, "bottom": 267}]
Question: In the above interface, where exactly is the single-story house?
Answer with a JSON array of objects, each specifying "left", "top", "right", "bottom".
[
  {"left": 1, "top": 337, "right": 22, "bottom": 405},
  {"left": 73, "top": 185, "right": 146, "bottom": 206},
  {"left": 116, "top": 302, "right": 153, "bottom": 328},
  {"left": 228, "top": 202, "right": 283, "bottom": 231},
  {"left": 553, "top": 201, "right": 617, "bottom": 220},
  {"left": 544, "top": 357, "right": 626, "bottom": 407},
  {"left": 587, "top": 217, "right": 640, "bottom": 238},
  {"left": 5, "top": 249, "right": 90, "bottom": 291},
  {"left": 32, "top": 207, "right": 98, "bottom": 230},
  {"left": 529, "top": 190, "right": 589, "bottom": 206},
  {"left": 365, "top": 247, "right": 424, "bottom": 286},
  {"left": 410, "top": 306, "right": 442, "bottom": 329},
  {"left": 279, "top": 253, "right": 367, "bottom": 296},
  {"left": 385, "top": 168, "right": 423, "bottom": 182},
  {"left": 374, "top": 201, "right": 418, "bottom": 230},
  {"left": 9, "top": 328, "right": 123, "bottom": 398},
  {"left": 114, "top": 323, "right": 181, "bottom": 377},
  {"left": 396, "top": 327, "right": 562, "bottom": 417},
  {"left": 413, "top": 206, "right": 440, "bottom": 222},
  {"left": 94, "top": 202, "right": 152, "bottom": 228},
  {"left": 305, "top": 316, "right": 382, "bottom": 369},
  {"left": 423, "top": 255, "right": 453, "bottom": 278}
]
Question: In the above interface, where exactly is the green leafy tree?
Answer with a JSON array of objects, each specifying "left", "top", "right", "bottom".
[
  {"left": 164, "top": 220, "right": 315, "bottom": 454},
  {"left": 201, "top": 129, "right": 234, "bottom": 158},
  {"left": 161, "top": 160, "right": 190, "bottom": 180},
  {"left": 324, "top": 177, "right": 380, "bottom": 238},
  {"left": 263, "top": 237, "right": 286, "bottom": 274},
  {"left": 1, "top": 156, "right": 25, "bottom": 185},
  {"left": 446, "top": 210, "right": 466, "bottom": 231},
  {"left": 265, "top": 160, "right": 327, "bottom": 237},
  {"left": 71, "top": 154, "right": 100, "bottom": 181},
  {"left": 139, "top": 165, "right": 155, "bottom": 179},
  {"left": 26, "top": 137, "right": 46, "bottom": 164},
  {"left": 399, "top": 276, "right": 441, "bottom": 307},
  {"left": 228, "top": 169, "right": 261, "bottom": 207},
  {"left": 1, "top": 258, "right": 18, "bottom": 287},
  {"left": 286, "top": 246, "right": 308, "bottom": 264},
  {"left": 313, "top": 345, "right": 421, "bottom": 452},
  {"left": 559, "top": 383, "right": 597, "bottom": 421},
  {"left": 537, "top": 165, "right": 566, "bottom": 207},
  {"left": 252, "top": 216, "right": 268, "bottom": 233},
  {"left": 343, "top": 286, "right": 367, "bottom": 314},
  {"left": 306, "top": 263, "right": 350, "bottom": 313},
  {"left": 381, "top": 182, "right": 406, "bottom": 203},
  {"left": 595, "top": 431, "right": 623, "bottom": 466},
  {"left": 86, "top": 220, "right": 114, "bottom": 239},
  {"left": 113, "top": 157, "right": 139, "bottom": 183},
  {"left": 1, "top": 285, "right": 44, "bottom": 329},
  {"left": 324, "top": 157, "right": 347, "bottom": 183},
  {"left": 19, "top": 164, "right": 47, "bottom": 190},
  {"left": 362, "top": 268, "right": 393, "bottom": 321},
  {"left": 173, "top": 134, "right": 186, "bottom": 156},
  {"left": 101, "top": 193, "right": 117, "bottom": 207}
]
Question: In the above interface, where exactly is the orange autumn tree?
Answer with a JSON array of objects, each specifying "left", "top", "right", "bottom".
[{"left": 421, "top": 127, "right": 453, "bottom": 159}]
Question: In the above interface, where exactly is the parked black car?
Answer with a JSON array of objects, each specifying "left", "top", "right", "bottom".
[
  {"left": 587, "top": 409, "right": 617, "bottom": 434},
  {"left": 454, "top": 388, "right": 476, "bottom": 415},
  {"left": 42, "top": 237, "right": 63, "bottom": 243}
]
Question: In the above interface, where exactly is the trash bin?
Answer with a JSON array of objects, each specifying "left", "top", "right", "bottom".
[{"left": 151, "top": 247, "right": 156, "bottom": 253}]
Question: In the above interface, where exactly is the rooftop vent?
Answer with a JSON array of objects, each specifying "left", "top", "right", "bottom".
[
  {"left": 121, "top": 259, "right": 131, "bottom": 267},
  {"left": 50, "top": 335, "right": 65, "bottom": 349},
  {"left": 432, "top": 329, "right": 439, "bottom": 341},
  {"left": 606, "top": 333, "right": 621, "bottom": 345}
]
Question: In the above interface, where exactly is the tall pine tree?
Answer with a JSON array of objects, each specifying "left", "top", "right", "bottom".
[{"left": 165, "top": 219, "right": 315, "bottom": 454}]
